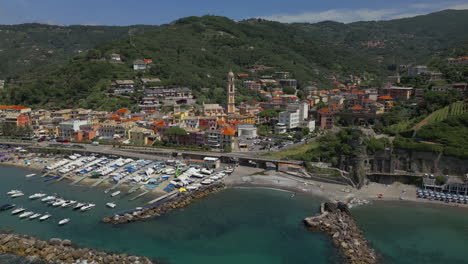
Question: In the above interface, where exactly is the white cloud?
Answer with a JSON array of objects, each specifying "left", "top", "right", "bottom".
[{"left": 260, "top": 1, "right": 468, "bottom": 23}]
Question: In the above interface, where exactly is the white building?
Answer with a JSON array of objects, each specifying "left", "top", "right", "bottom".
[
  {"left": 237, "top": 124, "right": 257, "bottom": 138},
  {"left": 279, "top": 110, "right": 300, "bottom": 129},
  {"left": 58, "top": 120, "right": 88, "bottom": 140},
  {"left": 286, "top": 102, "right": 309, "bottom": 121}
]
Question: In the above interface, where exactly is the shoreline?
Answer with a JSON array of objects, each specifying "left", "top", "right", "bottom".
[{"left": 3, "top": 154, "right": 468, "bottom": 210}]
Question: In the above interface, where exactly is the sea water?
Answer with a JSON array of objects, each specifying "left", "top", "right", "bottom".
[
  {"left": 0, "top": 166, "right": 340, "bottom": 264},
  {"left": 353, "top": 201, "right": 468, "bottom": 264}
]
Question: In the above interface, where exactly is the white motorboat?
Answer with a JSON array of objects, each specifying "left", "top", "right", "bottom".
[
  {"left": 110, "top": 191, "right": 121, "bottom": 197},
  {"left": 11, "top": 192, "right": 25, "bottom": 198},
  {"left": 80, "top": 203, "right": 96, "bottom": 211},
  {"left": 7, "top": 190, "right": 21, "bottom": 195},
  {"left": 58, "top": 218, "right": 70, "bottom": 225},
  {"left": 29, "top": 193, "right": 46, "bottom": 199},
  {"left": 73, "top": 203, "right": 85, "bottom": 210},
  {"left": 25, "top": 173, "right": 36, "bottom": 178},
  {"left": 39, "top": 214, "right": 51, "bottom": 221},
  {"left": 19, "top": 211, "right": 34, "bottom": 218},
  {"left": 29, "top": 213, "right": 42, "bottom": 219},
  {"left": 61, "top": 200, "right": 77, "bottom": 208},
  {"left": 106, "top": 202, "right": 116, "bottom": 208},
  {"left": 41, "top": 196, "right": 56, "bottom": 202},
  {"left": 11, "top": 208, "right": 25, "bottom": 215},
  {"left": 201, "top": 179, "right": 213, "bottom": 185},
  {"left": 52, "top": 199, "right": 66, "bottom": 207}
]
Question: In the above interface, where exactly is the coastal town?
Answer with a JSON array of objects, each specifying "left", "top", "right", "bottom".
[{"left": 0, "top": 4, "right": 467, "bottom": 264}]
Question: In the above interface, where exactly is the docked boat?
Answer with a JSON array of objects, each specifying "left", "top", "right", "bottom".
[
  {"left": 19, "top": 211, "right": 34, "bottom": 218},
  {"left": 201, "top": 179, "right": 213, "bottom": 185},
  {"left": 61, "top": 200, "right": 77, "bottom": 208},
  {"left": 104, "top": 188, "right": 111, "bottom": 194},
  {"left": 110, "top": 191, "right": 121, "bottom": 197},
  {"left": 73, "top": 203, "right": 86, "bottom": 210},
  {"left": 25, "top": 173, "right": 36, "bottom": 178},
  {"left": 29, "top": 213, "right": 42, "bottom": 219},
  {"left": 80, "top": 203, "right": 96, "bottom": 211},
  {"left": 58, "top": 218, "right": 70, "bottom": 225},
  {"left": 0, "top": 204, "right": 15, "bottom": 211},
  {"left": 11, "top": 208, "right": 25, "bottom": 215},
  {"left": 11, "top": 192, "right": 25, "bottom": 198},
  {"left": 41, "top": 196, "right": 56, "bottom": 202},
  {"left": 39, "top": 214, "right": 51, "bottom": 221},
  {"left": 106, "top": 202, "right": 116, "bottom": 208},
  {"left": 29, "top": 193, "right": 46, "bottom": 199},
  {"left": 52, "top": 199, "right": 66, "bottom": 207},
  {"left": 7, "top": 190, "right": 22, "bottom": 195}
]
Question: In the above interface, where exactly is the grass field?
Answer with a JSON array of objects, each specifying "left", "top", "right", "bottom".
[{"left": 263, "top": 141, "right": 319, "bottom": 159}]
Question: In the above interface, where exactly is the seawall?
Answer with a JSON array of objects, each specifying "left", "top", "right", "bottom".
[
  {"left": 0, "top": 233, "right": 155, "bottom": 263},
  {"left": 103, "top": 183, "right": 226, "bottom": 225},
  {"left": 304, "top": 202, "right": 377, "bottom": 264}
]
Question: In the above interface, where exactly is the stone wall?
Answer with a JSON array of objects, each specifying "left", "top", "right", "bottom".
[
  {"left": 304, "top": 203, "right": 377, "bottom": 264},
  {"left": 0, "top": 234, "right": 155, "bottom": 264},
  {"left": 103, "top": 183, "right": 225, "bottom": 225}
]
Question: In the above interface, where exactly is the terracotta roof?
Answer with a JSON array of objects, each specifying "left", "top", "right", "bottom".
[
  {"left": 220, "top": 126, "right": 235, "bottom": 136},
  {"left": 116, "top": 108, "right": 129, "bottom": 114},
  {"left": 152, "top": 120, "right": 166, "bottom": 127},
  {"left": 272, "top": 96, "right": 282, "bottom": 100},
  {"left": 0, "top": 105, "right": 30, "bottom": 110},
  {"left": 362, "top": 98, "right": 374, "bottom": 102},
  {"left": 273, "top": 91, "right": 283, "bottom": 94},
  {"left": 317, "top": 108, "right": 332, "bottom": 115},
  {"left": 378, "top": 95, "right": 393, "bottom": 100},
  {"left": 350, "top": 105, "right": 365, "bottom": 111}
]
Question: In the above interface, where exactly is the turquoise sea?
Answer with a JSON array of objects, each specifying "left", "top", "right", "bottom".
[
  {"left": 0, "top": 166, "right": 467, "bottom": 264},
  {"left": 0, "top": 166, "right": 340, "bottom": 264}
]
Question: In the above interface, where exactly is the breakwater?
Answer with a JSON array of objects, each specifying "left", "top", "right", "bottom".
[
  {"left": 0, "top": 233, "right": 155, "bottom": 264},
  {"left": 103, "top": 183, "right": 226, "bottom": 224},
  {"left": 304, "top": 202, "right": 377, "bottom": 264}
]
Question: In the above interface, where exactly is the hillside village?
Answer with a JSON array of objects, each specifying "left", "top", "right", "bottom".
[{"left": 1, "top": 53, "right": 466, "bottom": 154}]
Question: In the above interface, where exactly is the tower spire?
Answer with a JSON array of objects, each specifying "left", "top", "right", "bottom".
[{"left": 227, "top": 71, "right": 236, "bottom": 115}]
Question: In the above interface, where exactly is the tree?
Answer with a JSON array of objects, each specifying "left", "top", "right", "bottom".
[
  {"left": 283, "top": 86, "right": 296, "bottom": 95},
  {"left": 164, "top": 127, "right": 188, "bottom": 136},
  {"left": 224, "top": 145, "right": 232, "bottom": 153}
]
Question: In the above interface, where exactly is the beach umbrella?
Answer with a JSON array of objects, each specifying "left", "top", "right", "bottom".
[{"left": 378, "top": 194, "right": 384, "bottom": 198}]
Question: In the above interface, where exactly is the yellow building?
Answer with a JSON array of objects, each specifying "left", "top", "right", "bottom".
[
  {"left": 172, "top": 111, "right": 189, "bottom": 124},
  {"left": 128, "top": 127, "right": 154, "bottom": 145}
]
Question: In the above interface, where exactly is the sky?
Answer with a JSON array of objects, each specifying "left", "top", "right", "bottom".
[{"left": 0, "top": 0, "right": 468, "bottom": 25}]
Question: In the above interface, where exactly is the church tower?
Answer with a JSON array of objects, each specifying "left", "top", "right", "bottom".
[{"left": 227, "top": 71, "right": 236, "bottom": 114}]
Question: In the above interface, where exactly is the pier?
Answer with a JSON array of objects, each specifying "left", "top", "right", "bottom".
[
  {"left": 71, "top": 174, "right": 89, "bottom": 185},
  {"left": 91, "top": 176, "right": 109, "bottom": 188},
  {"left": 128, "top": 185, "right": 141, "bottom": 194},
  {"left": 130, "top": 190, "right": 149, "bottom": 201}
]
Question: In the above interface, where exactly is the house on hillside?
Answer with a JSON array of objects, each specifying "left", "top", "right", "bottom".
[{"left": 133, "top": 59, "right": 146, "bottom": 71}]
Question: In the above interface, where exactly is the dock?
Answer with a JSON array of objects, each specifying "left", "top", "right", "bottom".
[
  {"left": 128, "top": 185, "right": 141, "bottom": 194},
  {"left": 110, "top": 180, "right": 125, "bottom": 191},
  {"left": 44, "top": 176, "right": 61, "bottom": 182},
  {"left": 130, "top": 191, "right": 149, "bottom": 201},
  {"left": 147, "top": 191, "right": 178, "bottom": 205},
  {"left": 91, "top": 177, "right": 108, "bottom": 188},
  {"left": 71, "top": 174, "right": 89, "bottom": 185}
]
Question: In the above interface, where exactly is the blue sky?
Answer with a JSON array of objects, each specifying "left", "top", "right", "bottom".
[{"left": 1, "top": 0, "right": 467, "bottom": 25}]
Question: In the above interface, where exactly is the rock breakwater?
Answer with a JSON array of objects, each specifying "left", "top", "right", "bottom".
[
  {"left": 103, "top": 183, "right": 225, "bottom": 225},
  {"left": 0, "top": 233, "right": 155, "bottom": 263},
  {"left": 304, "top": 202, "right": 377, "bottom": 264}
]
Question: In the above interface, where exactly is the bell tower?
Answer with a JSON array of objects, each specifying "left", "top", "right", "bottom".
[{"left": 227, "top": 71, "right": 236, "bottom": 114}]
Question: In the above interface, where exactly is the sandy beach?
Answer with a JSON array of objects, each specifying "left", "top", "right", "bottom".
[
  {"left": 2, "top": 151, "right": 467, "bottom": 209},
  {"left": 226, "top": 166, "right": 468, "bottom": 209}
]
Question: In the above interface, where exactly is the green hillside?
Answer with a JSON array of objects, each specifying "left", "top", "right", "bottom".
[
  {"left": 1, "top": 10, "right": 468, "bottom": 110},
  {"left": 294, "top": 9, "right": 468, "bottom": 66},
  {"left": 0, "top": 23, "right": 157, "bottom": 79}
]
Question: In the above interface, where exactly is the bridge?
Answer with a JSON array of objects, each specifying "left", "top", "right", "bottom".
[{"left": 0, "top": 140, "right": 303, "bottom": 171}]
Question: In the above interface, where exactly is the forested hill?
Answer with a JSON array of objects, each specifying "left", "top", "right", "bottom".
[
  {"left": 0, "top": 24, "right": 157, "bottom": 78},
  {"left": 1, "top": 10, "right": 468, "bottom": 110},
  {"left": 294, "top": 9, "right": 468, "bottom": 66}
]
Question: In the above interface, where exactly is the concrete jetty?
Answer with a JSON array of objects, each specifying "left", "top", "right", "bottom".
[
  {"left": 103, "top": 183, "right": 225, "bottom": 225},
  {"left": 71, "top": 174, "right": 88, "bottom": 185},
  {"left": 130, "top": 190, "right": 149, "bottom": 201},
  {"left": 128, "top": 185, "right": 141, "bottom": 194},
  {"left": 0, "top": 233, "right": 154, "bottom": 264},
  {"left": 91, "top": 176, "right": 108, "bottom": 187},
  {"left": 304, "top": 202, "right": 377, "bottom": 264}
]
